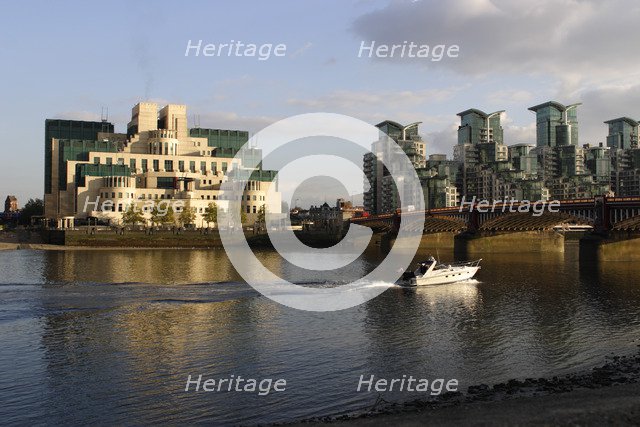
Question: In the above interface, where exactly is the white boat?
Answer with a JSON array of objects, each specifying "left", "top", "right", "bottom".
[{"left": 398, "top": 257, "right": 482, "bottom": 287}]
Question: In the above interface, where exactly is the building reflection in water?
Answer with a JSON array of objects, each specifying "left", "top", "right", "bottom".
[{"left": 2, "top": 244, "right": 640, "bottom": 424}]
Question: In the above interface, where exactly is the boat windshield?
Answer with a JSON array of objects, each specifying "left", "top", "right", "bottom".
[{"left": 419, "top": 260, "right": 436, "bottom": 274}]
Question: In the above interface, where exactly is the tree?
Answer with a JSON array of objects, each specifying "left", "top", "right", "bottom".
[
  {"left": 19, "top": 198, "right": 44, "bottom": 225},
  {"left": 150, "top": 205, "right": 163, "bottom": 226},
  {"left": 240, "top": 209, "right": 247, "bottom": 225},
  {"left": 162, "top": 205, "right": 175, "bottom": 226},
  {"left": 257, "top": 204, "right": 267, "bottom": 231},
  {"left": 178, "top": 206, "right": 196, "bottom": 227},
  {"left": 203, "top": 202, "right": 218, "bottom": 228},
  {"left": 121, "top": 203, "right": 144, "bottom": 226},
  {"left": 257, "top": 204, "right": 266, "bottom": 223}
]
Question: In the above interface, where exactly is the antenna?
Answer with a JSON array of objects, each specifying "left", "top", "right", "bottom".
[{"left": 100, "top": 106, "right": 110, "bottom": 133}]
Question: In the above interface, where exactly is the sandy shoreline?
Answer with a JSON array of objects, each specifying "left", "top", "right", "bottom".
[{"left": 289, "top": 352, "right": 640, "bottom": 426}]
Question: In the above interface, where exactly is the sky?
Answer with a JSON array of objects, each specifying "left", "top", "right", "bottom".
[{"left": 2, "top": 0, "right": 640, "bottom": 205}]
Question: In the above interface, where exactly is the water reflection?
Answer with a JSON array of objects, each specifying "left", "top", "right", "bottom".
[{"left": 1, "top": 246, "right": 640, "bottom": 424}]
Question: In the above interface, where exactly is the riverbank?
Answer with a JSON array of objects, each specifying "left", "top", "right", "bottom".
[
  {"left": 0, "top": 229, "right": 348, "bottom": 250},
  {"left": 290, "top": 351, "right": 640, "bottom": 426},
  {"left": 0, "top": 229, "right": 277, "bottom": 250}
]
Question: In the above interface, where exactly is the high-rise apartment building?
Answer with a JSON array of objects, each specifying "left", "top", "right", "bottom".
[
  {"left": 605, "top": 117, "right": 638, "bottom": 150},
  {"left": 363, "top": 121, "right": 426, "bottom": 214},
  {"left": 528, "top": 101, "right": 580, "bottom": 147},
  {"left": 457, "top": 109, "right": 504, "bottom": 145}
]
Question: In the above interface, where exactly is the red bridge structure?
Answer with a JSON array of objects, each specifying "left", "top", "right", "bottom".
[{"left": 351, "top": 196, "right": 640, "bottom": 235}]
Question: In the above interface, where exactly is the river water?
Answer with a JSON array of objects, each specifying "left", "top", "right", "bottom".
[{"left": 1, "top": 244, "right": 640, "bottom": 425}]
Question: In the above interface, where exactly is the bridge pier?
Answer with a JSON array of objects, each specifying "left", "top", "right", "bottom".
[
  {"left": 454, "top": 230, "right": 565, "bottom": 256},
  {"left": 383, "top": 232, "right": 457, "bottom": 250},
  {"left": 580, "top": 231, "right": 640, "bottom": 261}
]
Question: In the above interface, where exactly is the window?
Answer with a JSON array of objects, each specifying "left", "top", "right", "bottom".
[
  {"left": 190, "top": 161, "right": 196, "bottom": 173},
  {"left": 179, "top": 161, "right": 185, "bottom": 172},
  {"left": 117, "top": 158, "right": 124, "bottom": 166},
  {"left": 157, "top": 177, "right": 175, "bottom": 189},
  {"left": 94, "top": 157, "right": 100, "bottom": 164},
  {"left": 142, "top": 159, "right": 148, "bottom": 172},
  {"left": 118, "top": 192, "right": 122, "bottom": 198},
  {"left": 211, "top": 162, "right": 217, "bottom": 174},
  {"left": 201, "top": 161, "right": 206, "bottom": 173},
  {"left": 253, "top": 206, "right": 257, "bottom": 213},
  {"left": 164, "top": 160, "right": 173, "bottom": 172},
  {"left": 130, "top": 159, "right": 136, "bottom": 170},
  {"left": 246, "top": 206, "right": 251, "bottom": 213},
  {"left": 222, "top": 162, "right": 228, "bottom": 172},
  {"left": 153, "top": 159, "right": 159, "bottom": 171},
  {"left": 253, "top": 195, "right": 257, "bottom": 201},
  {"left": 106, "top": 158, "right": 113, "bottom": 165}
]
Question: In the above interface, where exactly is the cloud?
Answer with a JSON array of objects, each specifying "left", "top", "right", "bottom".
[
  {"left": 425, "top": 120, "right": 458, "bottom": 157},
  {"left": 487, "top": 89, "right": 534, "bottom": 105},
  {"left": 352, "top": 0, "right": 640, "bottom": 87},
  {"left": 502, "top": 116, "right": 536, "bottom": 145},
  {"left": 287, "top": 87, "right": 462, "bottom": 112},
  {"left": 575, "top": 83, "right": 640, "bottom": 144}
]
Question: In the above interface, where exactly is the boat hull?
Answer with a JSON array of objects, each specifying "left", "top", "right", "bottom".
[{"left": 410, "top": 266, "right": 480, "bottom": 287}]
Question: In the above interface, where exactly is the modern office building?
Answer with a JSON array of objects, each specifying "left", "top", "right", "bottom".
[{"left": 44, "top": 102, "right": 281, "bottom": 228}]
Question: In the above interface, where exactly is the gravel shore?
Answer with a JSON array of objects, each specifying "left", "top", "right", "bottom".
[{"left": 289, "top": 351, "right": 640, "bottom": 426}]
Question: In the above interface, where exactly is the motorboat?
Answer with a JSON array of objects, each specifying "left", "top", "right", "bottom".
[{"left": 398, "top": 256, "right": 481, "bottom": 287}]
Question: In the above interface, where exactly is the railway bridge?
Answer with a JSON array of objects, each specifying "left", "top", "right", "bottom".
[
  {"left": 350, "top": 197, "right": 640, "bottom": 259},
  {"left": 351, "top": 196, "right": 640, "bottom": 234}
]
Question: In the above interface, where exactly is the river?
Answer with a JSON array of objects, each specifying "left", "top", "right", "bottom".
[{"left": 1, "top": 244, "right": 639, "bottom": 425}]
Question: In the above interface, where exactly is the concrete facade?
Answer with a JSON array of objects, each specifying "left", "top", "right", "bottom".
[{"left": 44, "top": 102, "right": 281, "bottom": 228}]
